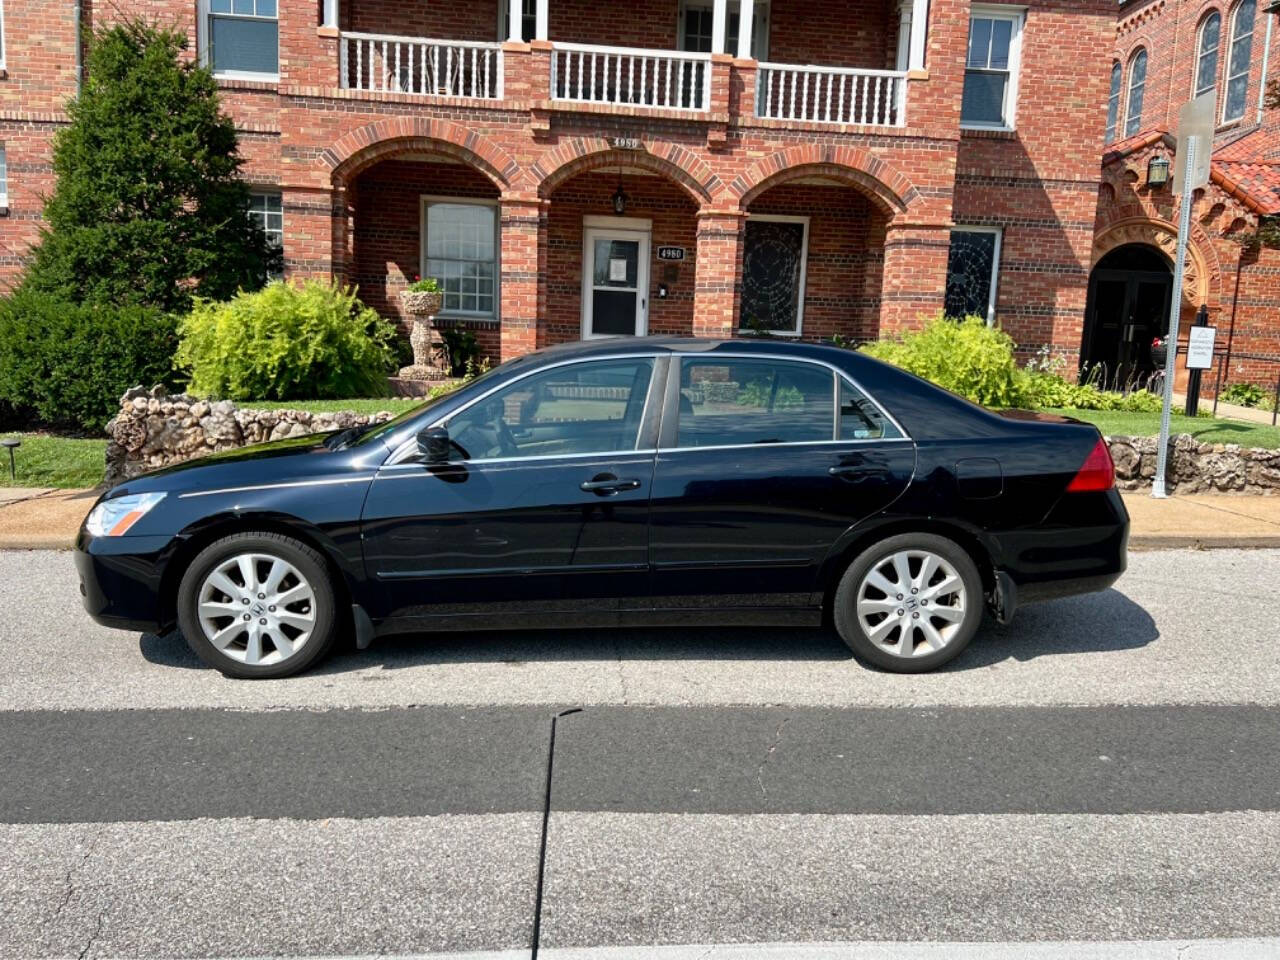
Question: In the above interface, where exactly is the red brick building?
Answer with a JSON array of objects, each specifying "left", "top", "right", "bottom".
[
  {"left": 1097, "top": 0, "right": 1280, "bottom": 393},
  {"left": 0, "top": 0, "right": 1201, "bottom": 375}
]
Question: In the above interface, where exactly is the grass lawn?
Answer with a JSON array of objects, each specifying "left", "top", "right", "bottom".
[
  {"left": 236, "top": 397, "right": 423, "bottom": 415},
  {"left": 1041, "top": 408, "right": 1280, "bottom": 449},
  {"left": 0, "top": 433, "right": 108, "bottom": 489}
]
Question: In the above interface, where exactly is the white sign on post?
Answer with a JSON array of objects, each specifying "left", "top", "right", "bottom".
[
  {"left": 1174, "top": 92, "right": 1215, "bottom": 195},
  {"left": 1186, "top": 325, "right": 1217, "bottom": 370}
]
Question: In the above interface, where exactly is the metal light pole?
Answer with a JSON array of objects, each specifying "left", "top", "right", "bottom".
[{"left": 1152, "top": 136, "right": 1195, "bottom": 499}]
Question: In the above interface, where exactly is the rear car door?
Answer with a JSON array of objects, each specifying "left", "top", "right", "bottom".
[
  {"left": 362, "top": 356, "right": 663, "bottom": 627},
  {"left": 647, "top": 354, "right": 916, "bottom": 615}
]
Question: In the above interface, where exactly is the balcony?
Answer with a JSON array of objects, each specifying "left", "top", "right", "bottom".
[
  {"left": 320, "top": 0, "right": 928, "bottom": 128},
  {"left": 340, "top": 34, "right": 504, "bottom": 99}
]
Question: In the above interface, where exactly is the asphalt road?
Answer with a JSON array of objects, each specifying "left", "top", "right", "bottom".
[{"left": 2, "top": 548, "right": 1279, "bottom": 959}]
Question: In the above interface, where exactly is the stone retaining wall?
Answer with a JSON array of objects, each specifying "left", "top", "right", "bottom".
[
  {"left": 1108, "top": 434, "right": 1280, "bottom": 493},
  {"left": 104, "top": 387, "right": 397, "bottom": 486},
  {"left": 103, "top": 387, "right": 1280, "bottom": 494}
]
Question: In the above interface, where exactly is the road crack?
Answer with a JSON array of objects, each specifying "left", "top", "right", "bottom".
[
  {"left": 756, "top": 716, "right": 790, "bottom": 800},
  {"left": 77, "top": 911, "right": 104, "bottom": 959},
  {"left": 53, "top": 828, "right": 100, "bottom": 923},
  {"left": 613, "top": 636, "right": 630, "bottom": 705}
]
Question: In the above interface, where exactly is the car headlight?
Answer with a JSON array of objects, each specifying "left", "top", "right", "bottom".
[{"left": 85, "top": 492, "right": 167, "bottom": 537}]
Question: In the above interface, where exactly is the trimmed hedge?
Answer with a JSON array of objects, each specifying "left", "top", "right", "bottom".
[{"left": 0, "top": 290, "right": 178, "bottom": 431}]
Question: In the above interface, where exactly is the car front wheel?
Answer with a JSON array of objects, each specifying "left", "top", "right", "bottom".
[
  {"left": 833, "top": 533, "right": 983, "bottom": 673},
  {"left": 177, "top": 532, "right": 338, "bottom": 679}
]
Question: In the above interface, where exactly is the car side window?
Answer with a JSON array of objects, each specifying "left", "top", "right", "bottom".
[
  {"left": 445, "top": 358, "right": 654, "bottom": 461},
  {"left": 840, "top": 377, "right": 902, "bottom": 440},
  {"left": 676, "top": 358, "right": 834, "bottom": 448}
]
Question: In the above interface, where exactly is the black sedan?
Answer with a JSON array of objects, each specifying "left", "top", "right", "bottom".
[{"left": 76, "top": 337, "right": 1128, "bottom": 678}]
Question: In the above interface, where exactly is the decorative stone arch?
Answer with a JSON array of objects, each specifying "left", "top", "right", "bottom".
[
  {"left": 530, "top": 138, "right": 720, "bottom": 205},
  {"left": 730, "top": 146, "right": 919, "bottom": 217},
  {"left": 1092, "top": 216, "right": 1222, "bottom": 308},
  {"left": 322, "top": 118, "right": 519, "bottom": 189}
]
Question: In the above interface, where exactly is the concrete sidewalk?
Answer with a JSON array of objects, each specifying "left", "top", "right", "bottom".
[{"left": 2, "top": 485, "right": 1279, "bottom": 552}]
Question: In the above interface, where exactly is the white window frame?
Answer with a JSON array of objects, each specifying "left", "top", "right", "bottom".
[
  {"left": 0, "top": 1, "right": 7, "bottom": 72},
  {"left": 248, "top": 190, "right": 283, "bottom": 276},
  {"left": 1222, "top": 0, "right": 1256, "bottom": 124},
  {"left": 197, "top": 0, "right": 280, "bottom": 82},
  {"left": 947, "top": 225, "right": 1003, "bottom": 327},
  {"left": 1194, "top": 11, "right": 1222, "bottom": 100},
  {"left": 960, "top": 5, "right": 1026, "bottom": 132},
  {"left": 740, "top": 213, "right": 809, "bottom": 338},
  {"left": 419, "top": 195, "right": 501, "bottom": 321},
  {"left": 497, "top": 0, "right": 537, "bottom": 43},
  {"left": 1124, "top": 47, "right": 1147, "bottom": 137},
  {"left": 0, "top": 145, "right": 7, "bottom": 209},
  {"left": 677, "top": 0, "right": 770, "bottom": 59}
]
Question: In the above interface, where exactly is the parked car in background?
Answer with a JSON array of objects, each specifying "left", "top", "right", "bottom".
[{"left": 76, "top": 338, "right": 1128, "bottom": 678}]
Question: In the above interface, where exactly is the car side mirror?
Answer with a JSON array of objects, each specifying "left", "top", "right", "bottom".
[{"left": 417, "top": 426, "right": 452, "bottom": 465}]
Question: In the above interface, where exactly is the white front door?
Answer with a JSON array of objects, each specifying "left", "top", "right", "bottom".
[{"left": 582, "top": 224, "right": 650, "bottom": 339}]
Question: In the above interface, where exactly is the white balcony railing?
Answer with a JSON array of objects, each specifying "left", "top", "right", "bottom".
[
  {"left": 756, "top": 63, "right": 906, "bottom": 127},
  {"left": 340, "top": 33, "right": 503, "bottom": 99},
  {"left": 551, "top": 43, "right": 711, "bottom": 112}
]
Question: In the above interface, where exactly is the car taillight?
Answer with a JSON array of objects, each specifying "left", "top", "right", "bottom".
[{"left": 1066, "top": 437, "right": 1115, "bottom": 493}]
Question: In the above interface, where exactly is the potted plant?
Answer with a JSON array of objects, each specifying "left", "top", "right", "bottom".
[{"left": 400, "top": 275, "right": 444, "bottom": 317}]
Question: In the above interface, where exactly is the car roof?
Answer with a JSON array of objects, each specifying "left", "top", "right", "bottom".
[{"left": 530, "top": 335, "right": 849, "bottom": 363}]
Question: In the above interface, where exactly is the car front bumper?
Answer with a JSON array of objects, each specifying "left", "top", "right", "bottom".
[{"left": 74, "top": 530, "right": 175, "bottom": 634}]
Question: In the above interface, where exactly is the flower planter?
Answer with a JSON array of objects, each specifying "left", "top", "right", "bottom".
[
  {"left": 1150, "top": 343, "right": 1168, "bottom": 368},
  {"left": 399, "top": 289, "right": 443, "bottom": 317}
]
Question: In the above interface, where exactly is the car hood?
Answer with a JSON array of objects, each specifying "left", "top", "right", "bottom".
[{"left": 104, "top": 432, "right": 388, "bottom": 498}]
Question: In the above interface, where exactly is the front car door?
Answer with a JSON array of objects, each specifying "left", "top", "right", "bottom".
[
  {"left": 647, "top": 353, "right": 916, "bottom": 619},
  {"left": 362, "top": 355, "right": 665, "bottom": 630}
]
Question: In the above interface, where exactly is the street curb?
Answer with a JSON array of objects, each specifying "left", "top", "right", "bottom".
[
  {"left": 0, "top": 537, "right": 76, "bottom": 551},
  {"left": 4, "top": 536, "right": 1280, "bottom": 553},
  {"left": 1129, "top": 535, "right": 1280, "bottom": 550}
]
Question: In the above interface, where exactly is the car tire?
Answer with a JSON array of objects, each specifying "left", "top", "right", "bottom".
[
  {"left": 177, "top": 531, "right": 339, "bottom": 679},
  {"left": 832, "top": 532, "right": 983, "bottom": 673}
]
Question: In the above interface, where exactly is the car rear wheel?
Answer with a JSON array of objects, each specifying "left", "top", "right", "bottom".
[
  {"left": 833, "top": 533, "right": 983, "bottom": 673},
  {"left": 177, "top": 532, "right": 338, "bottom": 679}
]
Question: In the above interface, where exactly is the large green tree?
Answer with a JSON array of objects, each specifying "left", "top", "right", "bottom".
[{"left": 23, "top": 19, "right": 279, "bottom": 312}]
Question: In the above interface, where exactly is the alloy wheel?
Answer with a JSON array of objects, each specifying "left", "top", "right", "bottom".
[
  {"left": 854, "top": 549, "right": 968, "bottom": 659},
  {"left": 196, "top": 552, "right": 317, "bottom": 667}
]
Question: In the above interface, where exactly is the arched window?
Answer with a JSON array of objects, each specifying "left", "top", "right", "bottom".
[
  {"left": 1125, "top": 49, "right": 1147, "bottom": 137},
  {"left": 1196, "top": 12, "right": 1221, "bottom": 98},
  {"left": 1223, "top": 0, "right": 1257, "bottom": 122},
  {"left": 1105, "top": 62, "right": 1123, "bottom": 143}
]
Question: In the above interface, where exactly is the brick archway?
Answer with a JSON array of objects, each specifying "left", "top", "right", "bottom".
[
  {"left": 531, "top": 138, "right": 720, "bottom": 205},
  {"left": 323, "top": 118, "right": 519, "bottom": 188},
  {"left": 1092, "top": 216, "right": 1221, "bottom": 307},
  {"left": 731, "top": 147, "right": 919, "bottom": 216}
]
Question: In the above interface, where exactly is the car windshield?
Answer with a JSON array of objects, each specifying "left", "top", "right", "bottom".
[{"left": 349, "top": 357, "right": 521, "bottom": 448}]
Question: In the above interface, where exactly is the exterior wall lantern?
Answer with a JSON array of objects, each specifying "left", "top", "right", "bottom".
[{"left": 1147, "top": 155, "right": 1171, "bottom": 189}]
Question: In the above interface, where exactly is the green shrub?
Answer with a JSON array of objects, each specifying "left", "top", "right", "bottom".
[
  {"left": 1221, "top": 382, "right": 1269, "bottom": 408},
  {"left": 176, "top": 281, "right": 397, "bottom": 401},
  {"left": 1021, "top": 371, "right": 1161, "bottom": 412},
  {"left": 859, "top": 315, "right": 1028, "bottom": 408},
  {"left": 0, "top": 290, "right": 178, "bottom": 431}
]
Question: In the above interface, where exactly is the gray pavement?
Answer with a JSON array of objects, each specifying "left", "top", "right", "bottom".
[
  {"left": 2, "top": 548, "right": 1278, "bottom": 710},
  {"left": 2, "top": 548, "right": 1280, "bottom": 958}
]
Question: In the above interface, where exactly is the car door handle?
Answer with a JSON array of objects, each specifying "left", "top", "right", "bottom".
[
  {"left": 828, "top": 466, "right": 862, "bottom": 477},
  {"left": 580, "top": 477, "right": 642, "bottom": 495}
]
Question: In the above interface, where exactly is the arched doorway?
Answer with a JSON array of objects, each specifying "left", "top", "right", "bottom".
[{"left": 1081, "top": 244, "right": 1173, "bottom": 385}]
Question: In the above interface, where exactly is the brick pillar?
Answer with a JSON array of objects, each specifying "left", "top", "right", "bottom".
[
  {"left": 281, "top": 187, "right": 339, "bottom": 282},
  {"left": 693, "top": 210, "right": 745, "bottom": 338},
  {"left": 500, "top": 196, "right": 546, "bottom": 360},
  {"left": 331, "top": 183, "right": 355, "bottom": 287},
  {"left": 879, "top": 222, "right": 950, "bottom": 336}
]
